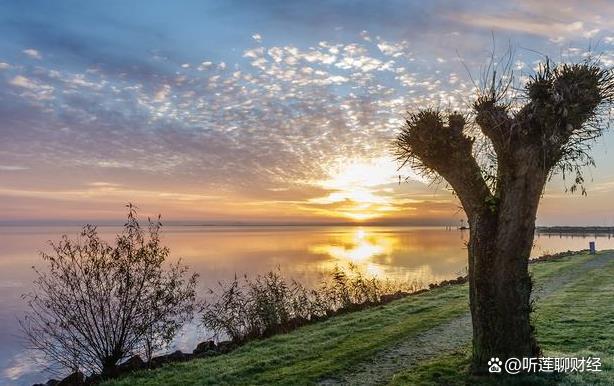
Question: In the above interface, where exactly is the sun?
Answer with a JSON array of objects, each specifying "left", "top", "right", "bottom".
[{"left": 308, "top": 156, "right": 399, "bottom": 221}]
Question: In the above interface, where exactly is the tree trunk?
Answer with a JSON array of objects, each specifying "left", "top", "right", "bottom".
[{"left": 468, "top": 157, "right": 544, "bottom": 373}]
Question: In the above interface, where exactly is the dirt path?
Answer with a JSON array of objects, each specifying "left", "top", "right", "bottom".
[
  {"left": 318, "top": 252, "right": 613, "bottom": 386},
  {"left": 318, "top": 313, "right": 472, "bottom": 386}
]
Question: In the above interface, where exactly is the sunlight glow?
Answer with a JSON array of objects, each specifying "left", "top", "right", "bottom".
[
  {"left": 310, "top": 228, "right": 394, "bottom": 266},
  {"left": 323, "top": 157, "right": 398, "bottom": 189},
  {"left": 309, "top": 156, "right": 400, "bottom": 221}
]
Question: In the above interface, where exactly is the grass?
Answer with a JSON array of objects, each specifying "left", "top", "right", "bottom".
[
  {"left": 389, "top": 252, "right": 614, "bottom": 386},
  {"left": 109, "top": 285, "right": 468, "bottom": 385},
  {"left": 105, "top": 252, "right": 612, "bottom": 386}
]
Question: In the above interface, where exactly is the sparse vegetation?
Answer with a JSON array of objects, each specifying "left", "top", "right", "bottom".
[
  {"left": 202, "top": 264, "right": 423, "bottom": 342},
  {"left": 104, "top": 252, "right": 613, "bottom": 386}
]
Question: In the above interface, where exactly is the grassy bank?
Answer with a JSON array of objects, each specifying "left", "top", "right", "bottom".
[
  {"left": 389, "top": 252, "right": 614, "bottom": 385},
  {"left": 105, "top": 252, "right": 613, "bottom": 386}
]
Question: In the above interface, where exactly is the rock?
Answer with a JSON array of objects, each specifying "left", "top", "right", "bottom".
[
  {"left": 167, "top": 350, "right": 191, "bottom": 361},
  {"left": 33, "top": 380, "right": 60, "bottom": 386},
  {"left": 287, "top": 316, "right": 308, "bottom": 329},
  {"left": 149, "top": 350, "right": 191, "bottom": 368},
  {"left": 57, "top": 372, "right": 85, "bottom": 386},
  {"left": 118, "top": 355, "right": 145, "bottom": 372},
  {"left": 215, "top": 341, "right": 235, "bottom": 353},
  {"left": 380, "top": 291, "right": 405, "bottom": 303},
  {"left": 193, "top": 340, "right": 216, "bottom": 355},
  {"left": 84, "top": 374, "right": 102, "bottom": 384}
]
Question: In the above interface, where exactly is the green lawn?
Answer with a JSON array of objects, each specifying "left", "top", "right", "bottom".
[
  {"left": 105, "top": 252, "right": 613, "bottom": 386},
  {"left": 389, "top": 252, "right": 614, "bottom": 386}
]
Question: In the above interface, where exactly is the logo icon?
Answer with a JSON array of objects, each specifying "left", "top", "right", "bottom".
[{"left": 488, "top": 357, "right": 503, "bottom": 373}]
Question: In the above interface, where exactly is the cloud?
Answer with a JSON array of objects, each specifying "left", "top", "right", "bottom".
[
  {"left": 7, "top": 76, "right": 55, "bottom": 100},
  {"left": 87, "top": 181, "right": 121, "bottom": 187},
  {"left": 1, "top": 1, "right": 613, "bottom": 223},
  {"left": 2, "top": 33, "right": 603, "bottom": 202},
  {"left": 2, "top": 351, "right": 45, "bottom": 381},
  {"left": 452, "top": 14, "right": 588, "bottom": 40},
  {"left": 22, "top": 48, "right": 42, "bottom": 59},
  {"left": 0, "top": 165, "right": 29, "bottom": 171},
  {"left": 8, "top": 75, "right": 37, "bottom": 89},
  {"left": 3, "top": 35, "right": 450, "bottom": 220},
  {"left": 376, "top": 40, "right": 408, "bottom": 57},
  {"left": 447, "top": 0, "right": 613, "bottom": 44},
  {"left": 154, "top": 84, "right": 171, "bottom": 101}
]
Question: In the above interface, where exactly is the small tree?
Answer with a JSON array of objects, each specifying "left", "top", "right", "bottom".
[
  {"left": 20, "top": 204, "right": 198, "bottom": 376},
  {"left": 394, "top": 59, "right": 613, "bottom": 372}
]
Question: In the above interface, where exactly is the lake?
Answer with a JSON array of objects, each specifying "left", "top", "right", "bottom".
[{"left": 1, "top": 225, "right": 612, "bottom": 385}]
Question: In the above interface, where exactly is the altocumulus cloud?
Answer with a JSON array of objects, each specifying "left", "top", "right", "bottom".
[{"left": 1, "top": 0, "right": 613, "bottom": 222}]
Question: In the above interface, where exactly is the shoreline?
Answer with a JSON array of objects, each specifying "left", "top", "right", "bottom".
[{"left": 34, "top": 249, "right": 586, "bottom": 386}]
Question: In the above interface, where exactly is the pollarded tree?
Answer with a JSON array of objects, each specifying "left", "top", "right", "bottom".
[{"left": 394, "top": 59, "right": 613, "bottom": 372}]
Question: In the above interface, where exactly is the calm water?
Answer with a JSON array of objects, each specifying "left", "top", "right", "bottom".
[{"left": 1, "top": 225, "right": 612, "bottom": 385}]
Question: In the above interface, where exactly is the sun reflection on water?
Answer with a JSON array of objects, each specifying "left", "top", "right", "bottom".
[{"left": 309, "top": 228, "right": 398, "bottom": 278}]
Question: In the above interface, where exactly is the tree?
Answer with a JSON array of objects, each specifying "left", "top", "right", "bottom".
[
  {"left": 394, "top": 59, "right": 613, "bottom": 372},
  {"left": 20, "top": 205, "right": 198, "bottom": 376}
]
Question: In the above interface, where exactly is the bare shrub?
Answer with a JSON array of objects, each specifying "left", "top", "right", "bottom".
[
  {"left": 201, "top": 275, "right": 251, "bottom": 342},
  {"left": 202, "top": 265, "right": 421, "bottom": 342},
  {"left": 20, "top": 205, "right": 198, "bottom": 376}
]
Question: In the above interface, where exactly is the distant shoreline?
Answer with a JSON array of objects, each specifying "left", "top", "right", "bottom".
[
  {"left": 536, "top": 226, "right": 614, "bottom": 235},
  {"left": 2, "top": 223, "right": 614, "bottom": 230}
]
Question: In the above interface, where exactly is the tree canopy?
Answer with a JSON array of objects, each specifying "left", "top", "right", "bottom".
[{"left": 395, "top": 59, "right": 614, "bottom": 205}]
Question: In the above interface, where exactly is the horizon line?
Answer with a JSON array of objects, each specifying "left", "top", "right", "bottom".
[{"left": 1, "top": 221, "right": 613, "bottom": 228}]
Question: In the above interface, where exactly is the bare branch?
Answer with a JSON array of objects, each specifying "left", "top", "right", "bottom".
[
  {"left": 514, "top": 59, "right": 614, "bottom": 192},
  {"left": 20, "top": 206, "right": 198, "bottom": 376}
]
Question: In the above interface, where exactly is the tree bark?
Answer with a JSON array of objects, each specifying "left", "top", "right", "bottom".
[{"left": 468, "top": 152, "right": 545, "bottom": 372}]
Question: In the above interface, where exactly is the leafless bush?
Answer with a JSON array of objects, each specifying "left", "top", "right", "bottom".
[
  {"left": 202, "top": 265, "right": 421, "bottom": 342},
  {"left": 20, "top": 205, "right": 198, "bottom": 376}
]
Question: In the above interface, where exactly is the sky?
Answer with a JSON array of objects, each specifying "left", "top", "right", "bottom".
[{"left": 1, "top": 0, "right": 614, "bottom": 226}]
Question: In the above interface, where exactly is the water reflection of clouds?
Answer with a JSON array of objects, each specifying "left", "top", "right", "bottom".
[
  {"left": 2, "top": 351, "right": 48, "bottom": 384},
  {"left": 171, "top": 226, "right": 468, "bottom": 285}
]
